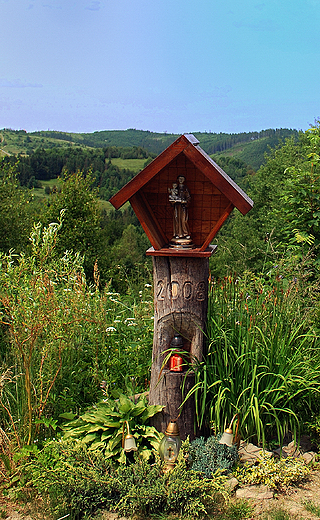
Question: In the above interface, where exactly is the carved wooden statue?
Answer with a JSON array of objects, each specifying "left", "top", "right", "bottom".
[{"left": 168, "top": 176, "right": 194, "bottom": 249}]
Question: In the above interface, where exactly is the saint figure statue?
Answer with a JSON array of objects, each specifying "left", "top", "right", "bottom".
[{"left": 168, "top": 176, "right": 194, "bottom": 249}]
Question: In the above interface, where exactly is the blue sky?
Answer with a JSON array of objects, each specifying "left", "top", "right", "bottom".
[{"left": 0, "top": 0, "right": 319, "bottom": 134}]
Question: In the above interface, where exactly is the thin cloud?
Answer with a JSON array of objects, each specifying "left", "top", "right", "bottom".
[
  {"left": 42, "top": 2, "right": 63, "bottom": 9},
  {"left": 0, "top": 79, "right": 43, "bottom": 88},
  {"left": 234, "top": 19, "right": 278, "bottom": 31},
  {"left": 85, "top": 1, "right": 101, "bottom": 10}
]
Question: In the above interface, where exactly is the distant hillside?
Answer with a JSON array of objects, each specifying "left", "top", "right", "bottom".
[{"left": 1, "top": 127, "right": 299, "bottom": 171}]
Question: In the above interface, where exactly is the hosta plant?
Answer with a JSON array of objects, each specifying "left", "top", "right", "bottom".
[{"left": 61, "top": 393, "right": 163, "bottom": 463}]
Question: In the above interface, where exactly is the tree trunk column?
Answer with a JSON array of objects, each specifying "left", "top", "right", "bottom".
[{"left": 149, "top": 255, "right": 209, "bottom": 440}]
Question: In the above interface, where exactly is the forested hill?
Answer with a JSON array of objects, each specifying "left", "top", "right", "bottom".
[
  {"left": 32, "top": 128, "right": 299, "bottom": 170},
  {"left": 1, "top": 127, "right": 299, "bottom": 171}
]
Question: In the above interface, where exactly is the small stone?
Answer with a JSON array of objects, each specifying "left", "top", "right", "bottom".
[
  {"left": 225, "top": 477, "right": 239, "bottom": 492},
  {"left": 238, "top": 442, "right": 273, "bottom": 465},
  {"left": 302, "top": 451, "right": 317, "bottom": 464},
  {"left": 236, "top": 485, "right": 274, "bottom": 500},
  {"left": 283, "top": 440, "right": 301, "bottom": 457}
]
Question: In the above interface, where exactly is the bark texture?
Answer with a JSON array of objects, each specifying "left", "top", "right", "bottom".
[{"left": 149, "top": 256, "right": 209, "bottom": 440}]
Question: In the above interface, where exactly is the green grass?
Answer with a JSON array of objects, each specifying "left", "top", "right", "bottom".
[
  {"left": 32, "top": 179, "right": 61, "bottom": 199},
  {"left": 303, "top": 499, "right": 320, "bottom": 517},
  {"left": 261, "top": 507, "right": 293, "bottom": 520},
  {"left": 110, "top": 157, "right": 149, "bottom": 172}
]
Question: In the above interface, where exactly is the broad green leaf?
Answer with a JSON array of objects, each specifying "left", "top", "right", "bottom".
[
  {"left": 59, "top": 412, "right": 77, "bottom": 420},
  {"left": 140, "top": 404, "right": 163, "bottom": 422},
  {"left": 108, "top": 431, "right": 123, "bottom": 451},
  {"left": 129, "top": 401, "right": 146, "bottom": 416},
  {"left": 138, "top": 448, "right": 153, "bottom": 461},
  {"left": 105, "top": 446, "right": 121, "bottom": 458},
  {"left": 82, "top": 433, "right": 98, "bottom": 443},
  {"left": 118, "top": 450, "right": 127, "bottom": 464},
  {"left": 119, "top": 394, "right": 134, "bottom": 413},
  {"left": 101, "top": 432, "right": 113, "bottom": 441},
  {"left": 89, "top": 440, "right": 106, "bottom": 451}
]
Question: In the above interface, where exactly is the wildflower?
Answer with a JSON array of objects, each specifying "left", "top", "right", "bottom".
[
  {"left": 144, "top": 283, "right": 152, "bottom": 288},
  {"left": 106, "top": 326, "right": 116, "bottom": 332}
]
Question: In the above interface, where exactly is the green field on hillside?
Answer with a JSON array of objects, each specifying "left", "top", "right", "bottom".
[{"left": 110, "top": 157, "right": 148, "bottom": 172}]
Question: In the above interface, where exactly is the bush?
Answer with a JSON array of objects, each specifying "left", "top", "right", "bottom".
[
  {"left": 20, "top": 440, "right": 118, "bottom": 519},
  {"left": 0, "top": 219, "right": 154, "bottom": 448},
  {"left": 18, "top": 439, "right": 228, "bottom": 520},
  {"left": 189, "top": 435, "right": 238, "bottom": 477},
  {"left": 234, "top": 453, "right": 310, "bottom": 490}
]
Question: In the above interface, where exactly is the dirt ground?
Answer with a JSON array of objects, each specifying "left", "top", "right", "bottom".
[
  {"left": 3, "top": 469, "right": 320, "bottom": 520},
  {"left": 249, "top": 468, "right": 320, "bottom": 519}
]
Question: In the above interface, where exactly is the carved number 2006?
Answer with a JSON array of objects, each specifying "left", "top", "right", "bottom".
[{"left": 157, "top": 280, "right": 205, "bottom": 301}]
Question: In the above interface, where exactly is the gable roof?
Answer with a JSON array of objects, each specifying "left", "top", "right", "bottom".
[{"left": 109, "top": 133, "right": 253, "bottom": 215}]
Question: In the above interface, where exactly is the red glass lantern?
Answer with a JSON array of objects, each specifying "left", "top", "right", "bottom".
[
  {"left": 169, "top": 352, "right": 183, "bottom": 372},
  {"left": 169, "top": 333, "right": 184, "bottom": 372}
]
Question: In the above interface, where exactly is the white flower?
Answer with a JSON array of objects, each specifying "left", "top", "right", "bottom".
[
  {"left": 144, "top": 283, "right": 152, "bottom": 288},
  {"left": 106, "top": 326, "right": 117, "bottom": 332}
]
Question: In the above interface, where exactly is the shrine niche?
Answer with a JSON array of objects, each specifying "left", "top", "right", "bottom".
[
  {"left": 109, "top": 134, "right": 253, "bottom": 440},
  {"left": 109, "top": 133, "right": 253, "bottom": 256}
]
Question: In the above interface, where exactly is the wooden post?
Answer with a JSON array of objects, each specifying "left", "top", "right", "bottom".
[{"left": 148, "top": 255, "right": 209, "bottom": 440}]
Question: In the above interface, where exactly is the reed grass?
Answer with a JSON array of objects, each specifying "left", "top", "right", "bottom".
[{"left": 184, "top": 274, "right": 320, "bottom": 445}]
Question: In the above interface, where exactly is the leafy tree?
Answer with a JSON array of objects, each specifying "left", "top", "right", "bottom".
[
  {"left": 0, "top": 159, "right": 38, "bottom": 254},
  {"left": 279, "top": 125, "right": 320, "bottom": 249},
  {"left": 44, "top": 171, "right": 105, "bottom": 282},
  {"left": 210, "top": 133, "right": 305, "bottom": 276}
]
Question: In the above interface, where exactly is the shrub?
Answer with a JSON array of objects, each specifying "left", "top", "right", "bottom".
[
  {"left": 19, "top": 440, "right": 118, "bottom": 519},
  {"left": 189, "top": 435, "right": 238, "bottom": 477},
  {"left": 234, "top": 453, "right": 310, "bottom": 490},
  {"left": 0, "top": 219, "right": 154, "bottom": 448},
  {"left": 18, "top": 439, "right": 228, "bottom": 520}
]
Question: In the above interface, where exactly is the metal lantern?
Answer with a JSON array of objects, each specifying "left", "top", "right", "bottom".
[
  {"left": 169, "top": 334, "right": 184, "bottom": 372},
  {"left": 159, "top": 421, "right": 182, "bottom": 471},
  {"left": 219, "top": 414, "right": 239, "bottom": 447},
  {"left": 122, "top": 420, "right": 137, "bottom": 453}
]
